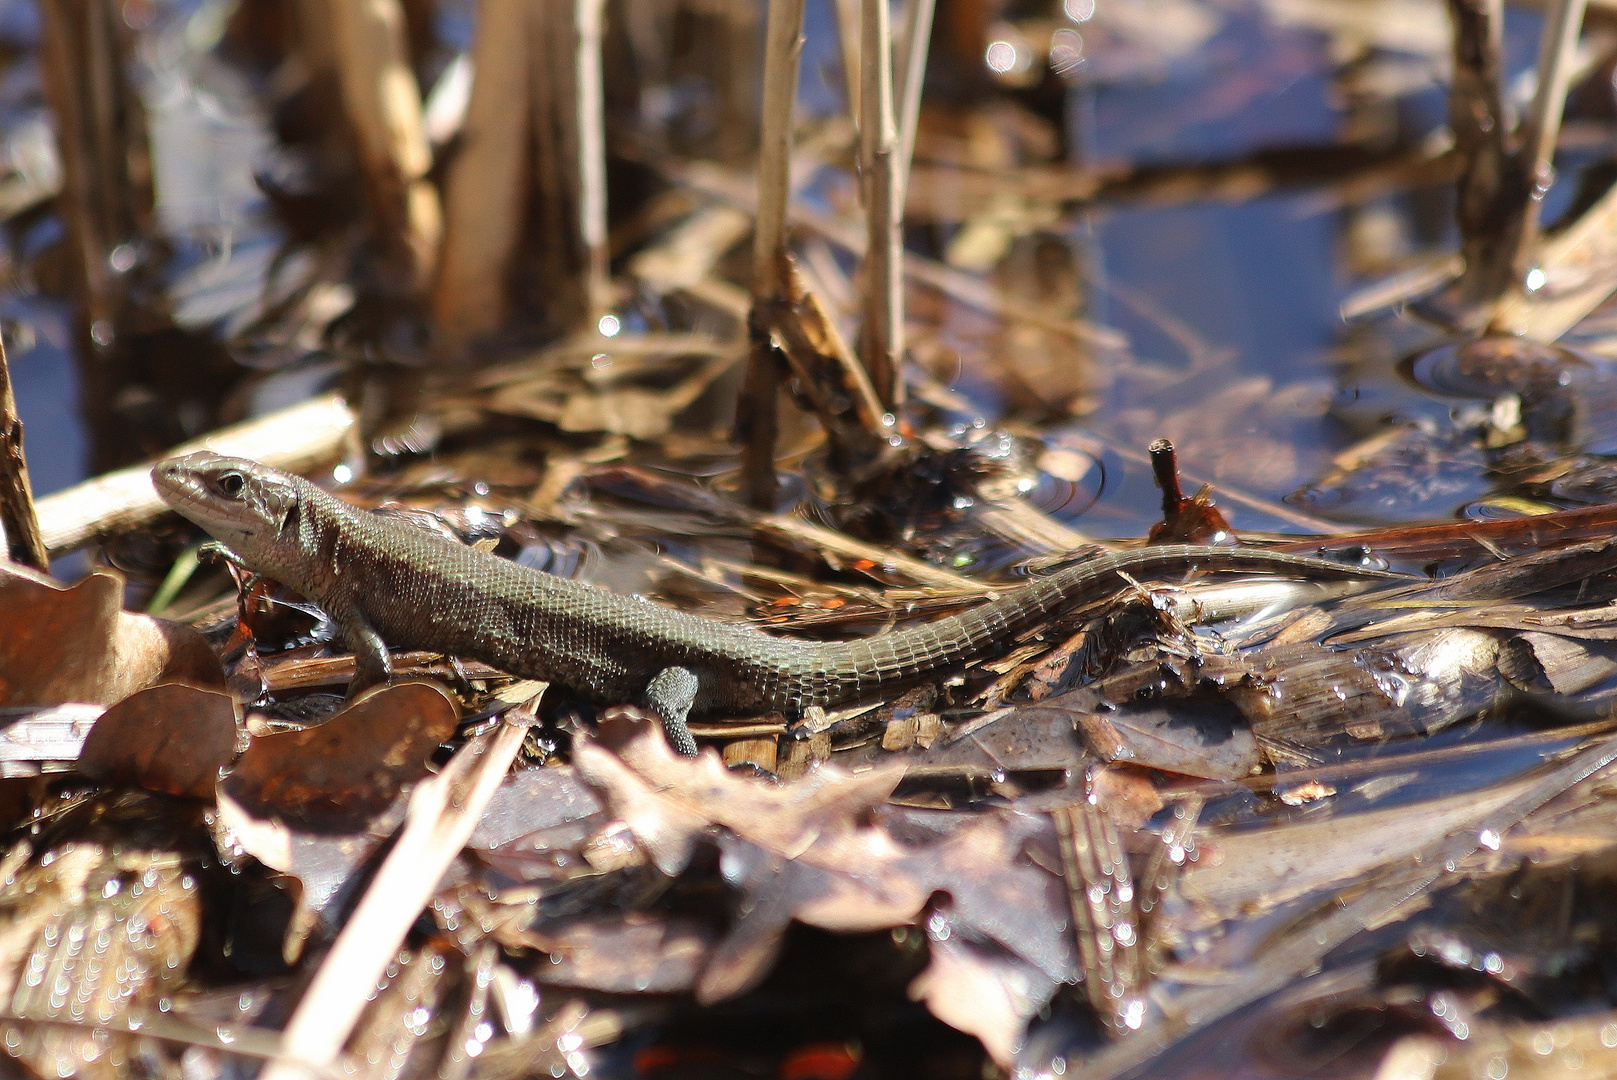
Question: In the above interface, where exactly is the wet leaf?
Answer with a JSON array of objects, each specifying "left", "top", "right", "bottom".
[
  {"left": 576, "top": 709, "right": 1075, "bottom": 1048},
  {"left": 908, "top": 933, "right": 1060, "bottom": 1067},
  {"left": 224, "top": 681, "right": 458, "bottom": 829},
  {"left": 0, "top": 563, "right": 223, "bottom": 707},
  {"left": 78, "top": 683, "right": 239, "bottom": 799}
]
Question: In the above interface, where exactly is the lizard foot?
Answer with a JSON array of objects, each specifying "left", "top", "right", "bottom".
[{"left": 645, "top": 666, "right": 699, "bottom": 756}]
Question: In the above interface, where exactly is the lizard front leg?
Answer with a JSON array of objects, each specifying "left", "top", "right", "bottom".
[
  {"left": 338, "top": 613, "right": 393, "bottom": 696},
  {"left": 644, "top": 667, "right": 699, "bottom": 756}
]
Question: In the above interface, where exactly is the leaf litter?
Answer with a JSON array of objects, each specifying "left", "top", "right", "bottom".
[{"left": 16, "top": 0, "right": 1617, "bottom": 1077}]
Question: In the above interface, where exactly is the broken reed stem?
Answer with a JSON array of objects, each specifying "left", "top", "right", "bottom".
[
  {"left": 323, "top": 0, "right": 442, "bottom": 293},
  {"left": 575, "top": 0, "right": 610, "bottom": 325},
  {"left": 431, "top": 0, "right": 530, "bottom": 351},
  {"left": 832, "top": 0, "right": 861, "bottom": 131},
  {"left": 1447, "top": 0, "right": 1516, "bottom": 309},
  {"left": 1511, "top": 0, "right": 1589, "bottom": 282},
  {"left": 737, "top": 317, "right": 782, "bottom": 509},
  {"left": 858, "top": 0, "right": 903, "bottom": 410},
  {"left": 740, "top": 0, "right": 808, "bottom": 508},
  {"left": 893, "top": 0, "right": 936, "bottom": 202},
  {"left": 0, "top": 336, "right": 47, "bottom": 571},
  {"left": 752, "top": 0, "right": 806, "bottom": 301}
]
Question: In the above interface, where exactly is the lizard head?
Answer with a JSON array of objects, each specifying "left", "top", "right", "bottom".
[{"left": 152, "top": 452, "right": 308, "bottom": 575}]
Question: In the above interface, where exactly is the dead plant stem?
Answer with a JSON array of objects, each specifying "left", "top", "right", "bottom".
[
  {"left": 859, "top": 0, "right": 903, "bottom": 409},
  {"left": 1511, "top": 0, "right": 1589, "bottom": 283},
  {"left": 0, "top": 335, "right": 46, "bottom": 571},
  {"left": 894, "top": 0, "right": 936, "bottom": 201},
  {"left": 741, "top": 0, "right": 808, "bottom": 507},
  {"left": 576, "top": 0, "right": 610, "bottom": 324}
]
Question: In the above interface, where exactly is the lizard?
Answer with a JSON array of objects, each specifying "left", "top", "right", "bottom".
[{"left": 152, "top": 451, "right": 1410, "bottom": 755}]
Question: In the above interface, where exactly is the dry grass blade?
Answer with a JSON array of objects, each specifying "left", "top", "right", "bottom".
[{"left": 258, "top": 696, "right": 537, "bottom": 1080}]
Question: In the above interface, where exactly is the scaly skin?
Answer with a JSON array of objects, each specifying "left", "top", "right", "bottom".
[{"left": 152, "top": 451, "right": 1407, "bottom": 753}]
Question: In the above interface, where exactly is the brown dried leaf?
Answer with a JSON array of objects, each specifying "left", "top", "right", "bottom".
[
  {"left": 908, "top": 933, "right": 1061, "bottom": 1068},
  {"left": 578, "top": 709, "right": 1076, "bottom": 1047},
  {"left": 78, "top": 684, "right": 239, "bottom": 799},
  {"left": 215, "top": 785, "right": 392, "bottom": 952},
  {"left": 224, "top": 681, "right": 458, "bottom": 829},
  {"left": 575, "top": 707, "right": 909, "bottom": 877},
  {"left": 0, "top": 562, "right": 223, "bottom": 706}
]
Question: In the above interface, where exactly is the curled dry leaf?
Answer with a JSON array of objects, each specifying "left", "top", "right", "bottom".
[
  {"left": 214, "top": 785, "right": 394, "bottom": 962},
  {"left": 0, "top": 562, "right": 223, "bottom": 707},
  {"left": 909, "top": 932, "right": 1062, "bottom": 1068},
  {"left": 576, "top": 707, "right": 911, "bottom": 878},
  {"left": 576, "top": 709, "right": 1075, "bottom": 1053},
  {"left": 224, "top": 681, "right": 459, "bottom": 829},
  {"left": 78, "top": 684, "right": 239, "bottom": 799}
]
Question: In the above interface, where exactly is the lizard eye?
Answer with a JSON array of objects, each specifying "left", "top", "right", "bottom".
[{"left": 216, "top": 471, "right": 246, "bottom": 498}]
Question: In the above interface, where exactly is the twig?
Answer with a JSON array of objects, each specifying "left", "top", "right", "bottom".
[
  {"left": 259, "top": 700, "right": 536, "bottom": 1080},
  {"left": 35, "top": 392, "right": 355, "bottom": 558},
  {"left": 858, "top": 0, "right": 903, "bottom": 409},
  {"left": 575, "top": 0, "right": 610, "bottom": 325},
  {"left": 739, "top": 0, "right": 808, "bottom": 508},
  {"left": 1507, "top": 0, "right": 1589, "bottom": 286},
  {"left": 0, "top": 336, "right": 46, "bottom": 570}
]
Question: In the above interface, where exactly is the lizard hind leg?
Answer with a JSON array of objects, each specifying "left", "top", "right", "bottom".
[{"left": 644, "top": 667, "right": 700, "bottom": 756}]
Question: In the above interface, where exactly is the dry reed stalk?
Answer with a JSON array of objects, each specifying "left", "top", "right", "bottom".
[
  {"left": 327, "top": 0, "right": 441, "bottom": 292},
  {"left": 832, "top": 0, "right": 862, "bottom": 124},
  {"left": 739, "top": 0, "right": 808, "bottom": 507},
  {"left": 0, "top": 336, "right": 46, "bottom": 571},
  {"left": 575, "top": 0, "right": 611, "bottom": 326},
  {"left": 1508, "top": 0, "right": 1589, "bottom": 286},
  {"left": 434, "top": 0, "right": 604, "bottom": 351},
  {"left": 858, "top": 0, "right": 903, "bottom": 410},
  {"left": 432, "top": 0, "right": 531, "bottom": 349},
  {"left": 531, "top": 0, "right": 594, "bottom": 333},
  {"left": 36, "top": 0, "right": 165, "bottom": 477},
  {"left": 1446, "top": 0, "right": 1515, "bottom": 310},
  {"left": 894, "top": 0, "right": 936, "bottom": 200}
]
